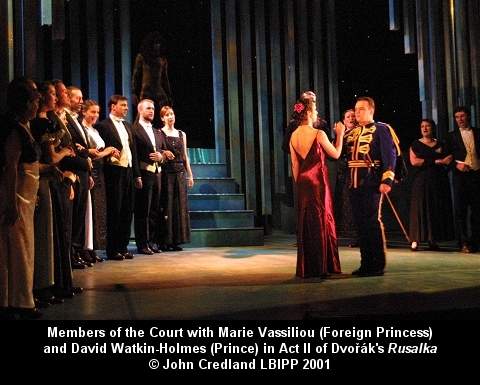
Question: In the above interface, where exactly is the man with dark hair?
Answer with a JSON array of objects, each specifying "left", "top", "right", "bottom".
[
  {"left": 95, "top": 95, "right": 140, "bottom": 260},
  {"left": 64, "top": 86, "right": 96, "bottom": 266},
  {"left": 52, "top": 80, "right": 92, "bottom": 271},
  {"left": 347, "top": 96, "right": 399, "bottom": 277},
  {"left": 448, "top": 106, "right": 480, "bottom": 253}
]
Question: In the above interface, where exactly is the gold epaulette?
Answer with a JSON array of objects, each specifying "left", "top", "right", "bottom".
[{"left": 386, "top": 124, "right": 401, "bottom": 156}]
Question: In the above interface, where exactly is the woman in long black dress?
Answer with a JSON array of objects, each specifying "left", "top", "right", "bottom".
[
  {"left": 334, "top": 109, "right": 358, "bottom": 246},
  {"left": 159, "top": 106, "right": 193, "bottom": 251},
  {"left": 409, "top": 119, "right": 454, "bottom": 251}
]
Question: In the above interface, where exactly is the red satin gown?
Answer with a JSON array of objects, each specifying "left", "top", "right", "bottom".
[{"left": 292, "top": 136, "right": 341, "bottom": 278}]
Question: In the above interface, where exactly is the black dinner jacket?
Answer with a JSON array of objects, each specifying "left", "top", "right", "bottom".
[
  {"left": 448, "top": 127, "right": 480, "bottom": 165},
  {"left": 95, "top": 117, "right": 140, "bottom": 179},
  {"left": 65, "top": 112, "right": 90, "bottom": 158},
  {"left": 51, "top": 112, "right": 90, "bottom": 173},
  {"left": 132, "top": 121, "right": 165, "bottom": 170}
]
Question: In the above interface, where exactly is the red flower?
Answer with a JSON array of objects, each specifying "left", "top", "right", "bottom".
[{"left": 294, "top": 103, "right": 305, "bottom": 113}]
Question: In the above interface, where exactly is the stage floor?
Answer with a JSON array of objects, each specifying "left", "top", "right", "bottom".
[{"left": 41, "top": 233, "right": 480, "bottom": 320}]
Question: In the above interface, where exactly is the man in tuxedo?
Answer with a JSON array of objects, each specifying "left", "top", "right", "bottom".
[
  {"left": 65, "top": 86, "right": 95, "bottom": 266},
  {"left": 448, "top": 106, "right": 480, "bottom": 253},
  {"left": 133, "top": 99, "right": 168, "bottom": 254},
  {"left": 95, "top": 95, "right": 140, "bottom": 260}
]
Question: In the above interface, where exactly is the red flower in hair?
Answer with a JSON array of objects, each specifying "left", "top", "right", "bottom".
[{"left": 294, "top": 103, "right": 305, "bottom": 113}]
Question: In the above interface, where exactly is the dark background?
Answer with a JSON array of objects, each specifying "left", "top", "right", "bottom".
[
  {"left": 130, "top": 0, "right": 421, "bottom": 150},
  {"left": 336, "top": 0, "right": 421, "bottom": 150},
  {"left": 130, "top": 0, "right": 214, "bottom": 148}
]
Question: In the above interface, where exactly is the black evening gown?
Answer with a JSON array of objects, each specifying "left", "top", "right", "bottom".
[
  {"left": 160, "top": 130, "right": 191, "bottom": 246},
  {"left": 408, "top": 140, "right": 454, "bottom": 243}
]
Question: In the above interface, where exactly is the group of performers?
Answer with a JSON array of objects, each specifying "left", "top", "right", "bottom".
[{"left": 289, "top": 92, "right": 480, "bottom": 279}]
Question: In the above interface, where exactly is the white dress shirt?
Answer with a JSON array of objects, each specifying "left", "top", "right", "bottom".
[
  {"left": 65, "top": 109, "right": 88, "bottom": 144},
  {"left": 109, "top": 114, "right": 132, "bottom": 168},
  {"left": 139, "top": 118, "right": 157, "bottom": 149},
  {"left": 460, "top": 127, "right": 480, "bottom": 171}
]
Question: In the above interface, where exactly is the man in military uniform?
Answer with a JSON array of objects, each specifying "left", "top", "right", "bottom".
[{"left": 346, "top": 97, "right": 399, "bottom": 276}]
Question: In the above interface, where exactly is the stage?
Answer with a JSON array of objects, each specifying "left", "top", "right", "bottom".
[{"left": 41, "top": 233, "right": 480, "bottom": 320}]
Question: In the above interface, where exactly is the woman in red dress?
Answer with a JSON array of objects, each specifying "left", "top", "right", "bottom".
[{"left": 289, "top": 94, "right": 345, "bottom": 278}]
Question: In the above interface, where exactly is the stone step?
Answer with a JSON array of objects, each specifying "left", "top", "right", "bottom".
[
  {"left": 186, "top": 227, "right": 264, "bottom": 247},
  {"left": 189, "top": 210, "right": 255, "bottom": 229},
  {"left": 188, "top": 193, "right": 245, "bottom": 211},
  {"left": 190, "top": 177, "right": 238, "bottom": 194},
  {"left": 191, "top": 163, "right": 228, "bottom": 178}
]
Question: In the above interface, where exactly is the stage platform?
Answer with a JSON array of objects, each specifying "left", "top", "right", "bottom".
[{"left": 41, "top": 233, "right": 480, "bottom": 320}]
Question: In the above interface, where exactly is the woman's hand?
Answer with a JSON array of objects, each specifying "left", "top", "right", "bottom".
[
  {"left": 110, "top": 147, "right": 121, "bottom": 159},
  {"left": 162, "top": 150, "right": 175, "bottom": 160},
  {"left": 187, "top": 177, "right": 194, "bottom": 189},
  {"left": 63, "top": 147, "right": 76, "bottom": 157},
  {"left": 456, "top": 162, "right": 471, "bottom": 172},
  {"left": 335, "top": 121, "right": 346, "bottom": 138},
  {"left": 88, "top": 148, "right": 101, "bottom": 159},
  {"left": 75, "top": 143, "right": 85, "bottom": 152},
  {"left": 149, "top": 152, "right": 163, "bottom": 162}
]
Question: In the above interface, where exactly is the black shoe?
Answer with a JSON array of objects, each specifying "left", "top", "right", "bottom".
[
  {"left": 357, "top": 270, "right": 384, "bottom": 277},
  {"left": 88, "top": 250, "right": 105, "bottom": 262},
  {"left": 78, "top": 256, "right": 93, "bottom": 267},
  {"left": 123, "top": 252, "right": 134, "bottom": 259},
  {"left": 348, "top": 242, "right": 359, "bottom": 248},
  {"left": 461, "top": 244, "right": 473, "bottom": 253},
  {"left": 74, "top": 254, "right": 93, "bottom": 267},
  {"left": 71, "top": 259, "right": 86, "bottom": 269},
  {"left": 35, "top": 298, "right": 50, "bottom": 309},
  {"left": 428, "top": 242, "right": 440, "bottom": 251},
  {"left": 48, "top": 296, "right": 65, "bottom": 305},
  {"left": 72, "top": 287, "right": 83, "bottom": 295},
  {"left": 80, "top": 250, "right": 96, "bottom": 263},
  {"left": 159, "top": 244, "right": 169, "bottom": 252},
  {"left": 54, "top": 288, "right": 74, "bottom": 298},
  {"left": 52, "top": 288, "right": 75, "bottom": 298},
  {"left": 351, "top": 268, "right": 365, "bottom": 276},
  {"left": 170, "top": 245, "right": 183, "bottom": 251},
  {"left": 149, "top": 244, "right": 161, "bottom": 253},
  {"left": 137, "top": 247, "right": 154, "bottom": 255},
  {"left": 107, "top": 252, "right": 124, "bottom": 261}
]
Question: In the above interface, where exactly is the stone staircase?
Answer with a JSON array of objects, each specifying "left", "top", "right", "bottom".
[{"left": 187, "top": 163, "right": 264, "bottom": 247}]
